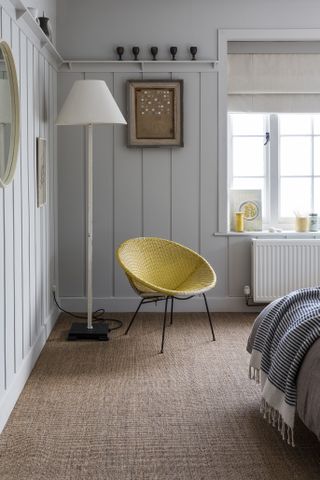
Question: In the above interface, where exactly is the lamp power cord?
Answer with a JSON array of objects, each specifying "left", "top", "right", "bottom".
[{"left": 52, "top": 291, "right": 123, "bottom": 331}]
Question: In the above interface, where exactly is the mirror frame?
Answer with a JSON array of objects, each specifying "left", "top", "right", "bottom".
[{"left": 0, "top": 39, "right": 20, "bottom": 188}]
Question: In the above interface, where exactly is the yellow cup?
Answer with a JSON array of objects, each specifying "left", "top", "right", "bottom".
[
  {"left": 234, "top": 212, "right": 244, "bottom": 232},
  {"left": 295, "top": 216, "right": 308, "bottom": 232}
]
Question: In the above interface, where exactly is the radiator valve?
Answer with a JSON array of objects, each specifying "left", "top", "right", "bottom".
[{"left": 243, "top": 285, "right": 251, "bottom": 296}]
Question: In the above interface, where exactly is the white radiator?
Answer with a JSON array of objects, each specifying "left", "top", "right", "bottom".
[{"left": 252, "top": 239, "right": 320, "bottom": 302}]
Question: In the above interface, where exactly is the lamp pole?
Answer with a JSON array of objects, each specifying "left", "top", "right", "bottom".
[{"left": 87, "top": 123, "right": 93, "bottom": 329}]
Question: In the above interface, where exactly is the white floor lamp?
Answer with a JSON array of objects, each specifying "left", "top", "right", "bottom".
[{"left": 56, "top": 80, "right": 126, "bottom": 340}]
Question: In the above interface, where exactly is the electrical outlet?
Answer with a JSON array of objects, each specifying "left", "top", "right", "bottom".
[{"left": 52, "top": 285, "right": 57, "bottom": 293}]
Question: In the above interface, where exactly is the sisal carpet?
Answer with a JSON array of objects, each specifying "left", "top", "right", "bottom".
[{"left": 0, "top": 312, "right": 320, "bottom": 480}]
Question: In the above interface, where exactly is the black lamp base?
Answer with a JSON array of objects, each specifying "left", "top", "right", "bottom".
[{"left": 67, "top": 322, "right": 109, "bottom": 341}]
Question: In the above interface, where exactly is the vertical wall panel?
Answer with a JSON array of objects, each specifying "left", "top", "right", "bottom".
[
  {"left": 33, "top": 48, "right": 41, "bottom": 336},
  {"left": 20, "top": 31, "right": 30, "bottom": 357},
  {"left": 200, "top": 73, "right": 227, "bottom": 297},
  {"left": 53, "top": 70, "right": 58, "bottom": 303},
  {"left": 142, "top": 73, "right": 171, "bottom": 239},
  {"left": 11, "top": 19, "right": 23, "bottom": 370},
  {"left": 171, "top": 73, "right": 200, "bottom": 252},
  {"left": 38, "top": 54, "right": 45, "bottom": 324},
  {"left": 57, "top": 72, "right": 85, "bottom": 297},
  {"left": 27, "top": 40, "right": 36, "bottom": 347},
  {"left": 113, "top": 72, "right": 143, "bottom": 297},
  {"left": 85, "top": 73, "right": 114, "bottom": 298}
]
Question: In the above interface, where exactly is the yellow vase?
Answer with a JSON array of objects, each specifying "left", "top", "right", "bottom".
[{"left": 234, "top": 212, "right": 244, "bottom": 232}]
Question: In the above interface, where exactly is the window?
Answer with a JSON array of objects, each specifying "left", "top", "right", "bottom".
[{"left": 229, "top": 113, "right": 320, "bottom": 229}]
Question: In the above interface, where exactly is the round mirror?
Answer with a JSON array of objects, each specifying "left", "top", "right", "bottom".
[{"left": 0, "top": 40, "right": 19, "bottom": 188}]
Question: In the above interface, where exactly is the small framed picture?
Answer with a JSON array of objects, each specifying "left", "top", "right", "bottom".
[
  {"left": 127, "top": 80, "right": 183, "bottom": 147},
  {"left": 36, "top": 137, "right": 46, "bottom": 207}
]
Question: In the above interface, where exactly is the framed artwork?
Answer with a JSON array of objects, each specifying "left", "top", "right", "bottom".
[
  {"left": 127, "top": 80, "right": 183, "bottom": 147},
  {"left": 230, "top": 189, "right": 262, "bottom": 231},
  {"left": 36, "top": 137, "right": 46, "bottom": 207}
]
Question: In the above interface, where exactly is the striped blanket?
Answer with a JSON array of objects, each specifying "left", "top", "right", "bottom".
[{"left": 249, "top": 287, "right": 320, "bottom": 446}]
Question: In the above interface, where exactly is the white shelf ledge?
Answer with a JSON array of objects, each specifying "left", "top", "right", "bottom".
[
  {"left": 10, "top": 0, "right": 63, "bottom": 67},
  {"left": 61, "top": 59, "right": 218, "bottom": 73}
]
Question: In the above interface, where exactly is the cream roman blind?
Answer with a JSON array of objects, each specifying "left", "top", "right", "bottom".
[{"left": 228, "top": 53, "right": 320, "bottom": 112}]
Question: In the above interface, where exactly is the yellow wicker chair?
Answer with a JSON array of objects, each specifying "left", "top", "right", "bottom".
[{"left": 116, "top": 237, "right": 217, "bottom": 353}]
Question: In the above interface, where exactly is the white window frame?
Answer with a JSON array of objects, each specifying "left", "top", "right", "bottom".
[
  {"left": 218, "top": 28, "right": 320, "bottom": 233},
  {"left": 229, "top": 113, "right": 270, "bottom": 224}
]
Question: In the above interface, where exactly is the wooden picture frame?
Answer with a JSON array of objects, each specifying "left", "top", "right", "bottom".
[
  {"left": 127, "top": 80, "right": 183, "bottom": 147},
  {"left": 36, "top": 137, "right": 46, "bottom": 207}
]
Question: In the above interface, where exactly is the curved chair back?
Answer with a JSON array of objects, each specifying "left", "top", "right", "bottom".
[{"left": 117, "top": 237, "right": 216, "bottom": 295}]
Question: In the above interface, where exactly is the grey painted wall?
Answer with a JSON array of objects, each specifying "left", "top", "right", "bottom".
[
  {"left": 0, "top": 0, "right": 58, "bottom": 430},
  {"left": 57, "top": 0, "right": 320, "bottom": 60},
  {"left": 56, "top": 0, "right": 320, "bottom": 312}
]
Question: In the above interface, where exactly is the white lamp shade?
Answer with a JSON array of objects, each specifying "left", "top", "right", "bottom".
[
  {"left": 56, "top": 80, "right": 126, "bottom": 126},
  {"left": 0, "top": 79, "right": 11, "bottom": 123}
]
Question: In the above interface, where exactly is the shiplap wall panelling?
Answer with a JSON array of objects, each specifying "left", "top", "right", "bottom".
[
  {"left": 114, "top": 72, "right": 143, "bottom": 297},
  {"left": 171, "top": 73, "right": 200, "bottom": 252},
  {"left": 48, "top": 64, "right": 55, "bottom": 313},
  {"left": 199, "top": 73, "right": 228, "bottom": 298},
  {"left": 20, "top": 31, "right": 30, "bottom": 357},
  {"left": 0, "top": 1, "right": 58, "bottom": 433},
  {"left": 53, "top": 69, "right": 58, "bottom": 305},
  {"left": 12, "top": 18, "right": 23, "bottom": 372},
  {"left": 2, "top": 7, "right": 15, "bottom": 387},
  {"left": 141, "top": 73, "right": 171, "bottom": 240},
  {"left": 57, "top": 72, "right": 85, "bottom": 297},
  {"left": 44, "top": 58, "right": 49, "bottom": 318},
  {"left": 39, "top": 53, "right": 45, "bottom": 324},
  {"left": 33, "top": 47, "right": 41, "bottom": 337},
  {"left": 27, "top": 39, "right": 37, "bottom": 347},
  {"left": 85, "top": 72, "right": 114, "bottom": 298}
]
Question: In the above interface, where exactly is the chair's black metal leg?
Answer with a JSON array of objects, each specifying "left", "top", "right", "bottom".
[
  {"left": 203, "top": 293, "right": 215, "bottom": 341},
  {"left": 160, "top": 297, "right": 169, "bottom": 354},
  {"left": 170, "top": 297, "right": 174, "bottom": 325},
  {"left": 124, "top": 298, "right": 144, "bottom": 335}
]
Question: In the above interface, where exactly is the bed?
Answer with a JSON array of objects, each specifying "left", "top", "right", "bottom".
[{"left": 247, "top": 296, "right": 320, "bottom": 442}]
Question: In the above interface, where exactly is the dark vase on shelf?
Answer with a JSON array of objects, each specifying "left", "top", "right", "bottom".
[
  {"left": 190, "top": 46, "right": 198, "bottom": 60},
  {"left": 116, "top": 46, "right": 124, "bottom": 61},
  {"left": 37, "top": 12, "right": 51, "bottom": 39},
  {"left": 150, "top": 46, "right": 158, "bottom": 61},
  {"left": 132, "top": 46, "right": 140, "bottom": 61},
  {"left": 170, "top": 46, "right": 177, "bottom": 61}
]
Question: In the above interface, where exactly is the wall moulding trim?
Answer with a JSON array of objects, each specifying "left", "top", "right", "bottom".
[
  {"left": 59, "top": 60, "right": 219, "bottom": 74},
  {"left": 59, "top": 296, "right": 262, "bottom": 313}
]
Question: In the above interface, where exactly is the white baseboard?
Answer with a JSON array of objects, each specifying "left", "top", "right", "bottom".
[
  {"left": 60, "top": 296, "right": 262, "bottom": 313},
  {"left": 0, "top": 306, "right": 60, "bottom": 433}
]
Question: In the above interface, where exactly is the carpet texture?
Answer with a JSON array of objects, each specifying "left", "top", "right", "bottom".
[{"left": 0, "top": 312, "right": 319, "bottom": 480}]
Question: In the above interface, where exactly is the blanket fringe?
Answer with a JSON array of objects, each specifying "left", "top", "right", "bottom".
[
  {"left": 260, "top": 398, "right": 295, "bottom": 447},
  {"left": 248, "top": 366, "right": 261, "bottom": 384}
]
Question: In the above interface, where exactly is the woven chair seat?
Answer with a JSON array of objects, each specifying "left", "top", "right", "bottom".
[{"left": 116, "top": 237, "right": 216, "bottom": 297}]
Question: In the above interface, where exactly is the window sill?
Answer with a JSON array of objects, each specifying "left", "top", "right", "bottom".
[{"left": 214, "top": 231, "right": 320, "bottom": 238}]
